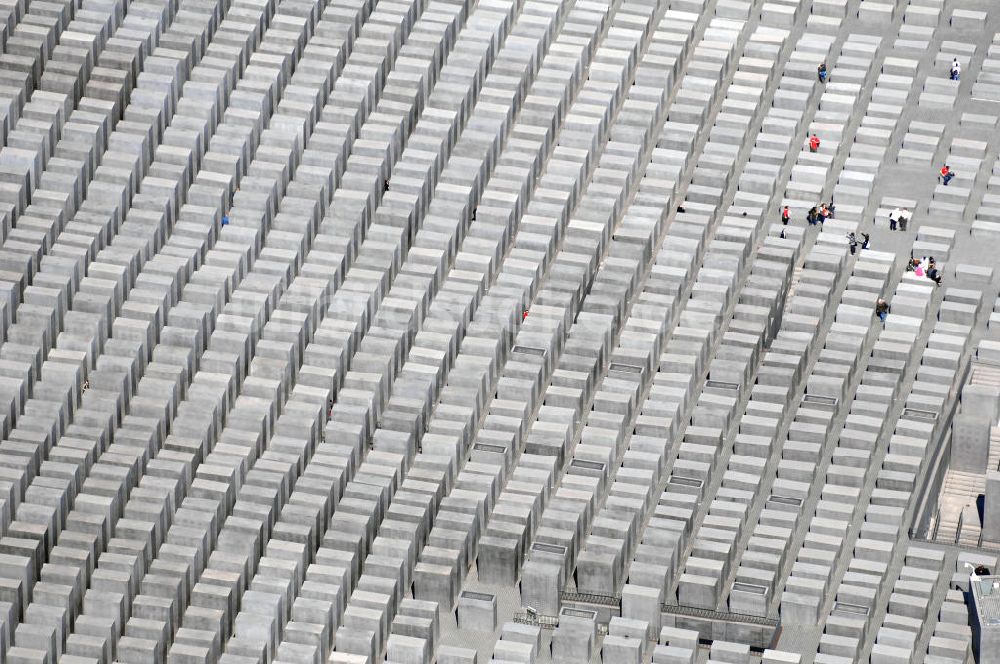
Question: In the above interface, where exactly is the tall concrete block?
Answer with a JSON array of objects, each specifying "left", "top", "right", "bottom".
[
  {"left": 986, "top": 471, "right": 1000, "bottom": 542},
  {"left": 952, "top": 413, "right": 991, "bottom": 473},
  {"left": 964, "top": 384, "right": 1000, "bottom": 424}
]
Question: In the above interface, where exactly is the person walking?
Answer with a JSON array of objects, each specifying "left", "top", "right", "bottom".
[
  {"left": 875, "top": 298, "right": 890, "bottom": 324},
  {"left": 809, "top": 134, "right": 821, "bottom": 152},
  {"left": 781, "top": 205, "right": 790, "bottom": 225},
  {"left": 940, "top": 165, "right": 954, "bottom": 185},
  {"left": 950, "top": 58, "right": 961, "bottom": 81},
  {"left": 818, "top": 62, "right": 828, "bottom": 83},
  {"left": 848, "top": 232, "right": 858, "bottom": 255},
  {"left": 888, "top": 207, "right": 899, "bottom": 231},
  {"left": 899, "top": 208, "right": 910, "bottom": 231},
  {"left": 861, "top": 232, "right": 870, "bottom": 250}
]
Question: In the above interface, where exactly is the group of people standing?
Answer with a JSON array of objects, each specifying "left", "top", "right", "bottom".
[
  {"left": 778, "top": 202, "right": 835, "bottom": 226},
  {"left": 847, "top": 231, "right": 870, "bottom": 255},
  {"left": 887, "top": 207, "right": 911, "bottom": 231},
  {"left": 807, "top": 203, "right": 834, "bottom": 225}
]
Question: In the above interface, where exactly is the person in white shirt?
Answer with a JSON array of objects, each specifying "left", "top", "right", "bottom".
[{"left": 951, "top": 58, "right": 961, "bottom": 81}]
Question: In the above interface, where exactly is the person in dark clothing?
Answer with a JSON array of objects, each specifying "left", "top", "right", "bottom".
[
  {"left": 781, "top": 206, "right": 790, "bottom": 225},
  {"left": 861, "top": 232, "right": 870, "bottom": 250},
  {"left": 847, "top": 232, "right": 858, "bottom": 255},
  {"left": 807, "top": 207, "right": 817, "bottom": 225},
  {"left": 927, "top": 265, "right": 941, "bottom": 285},
  {"left": 818, "top": 62, "right": 828, "bottom": 83},
  {"left": 927, "top": 258, "right": 942, "bottom": 285},
  {"left": 875, "top": 298, "right": 890, "bottom": 324}
]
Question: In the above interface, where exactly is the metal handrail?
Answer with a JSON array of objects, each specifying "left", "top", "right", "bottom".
[
  {"left": 910, "top": 531, "right": 1000, "bottom": 555},
  {"left": 559, "top": 591, "right": 779, "bottom": 626},
  {"left": 512, "top": 612, "right": 559, "bottom": 629},
  {"left": 561, "top": 591, "right": 622, "bottom": 607},
  {"left": 660, "top": 602, "right": 780, "bottom": 627}
]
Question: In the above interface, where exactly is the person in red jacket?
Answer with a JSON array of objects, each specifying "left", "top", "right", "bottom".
[
  {"left": 781, "top": 205, "right": 790, "bottom": 225},
  {"left": 940, "top": 164, "right": 954, "bottom": 185},
  {"left": 809, "top": 134, "right": 820, "bottom": 152}
]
